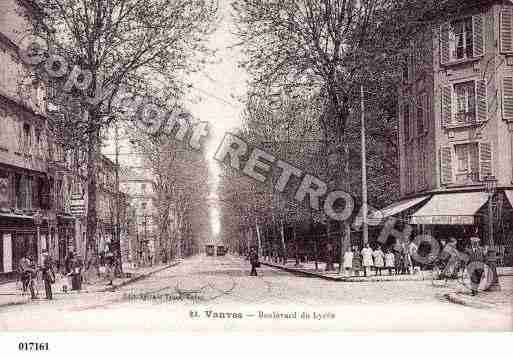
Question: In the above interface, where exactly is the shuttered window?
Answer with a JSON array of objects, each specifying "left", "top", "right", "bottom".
[
  {"left": 473, "top": 15, "right": 484, "bottom": 57},
  {"left": 441, "top": 86, "right": 452, "bottom": 127},
  {"left": 403, "top": 103, "right": 410, "bottom": 142},
  {"left": 501, "top": 8, "right": 513, "bottom": 53},
  {"left": 475, "top": 80, "right": 487, "bottom": 122},
  {"left": 440, "top": 23, "right": 451, "bottom": 65},
  {"left": 502, "top": 76, "right": 513, "bottom": 120},
  {"left": 440, "top": 146, "right": 453, "bottom": 184},
  {"left": 417, "top": 95, "right": 424, "bottom": 135},
  {"left": 440, "top": 15, "right": 484, "bottom": 64},
  {"left": 423, "top": 94, "right": 429, "bottom": 133},
  {"left": 479, "top": 142, "right": 493, "bottom": 180}
]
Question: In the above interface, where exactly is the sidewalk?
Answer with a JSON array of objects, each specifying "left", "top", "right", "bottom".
[
  {"left": 445, "top": 276, "right": 513, "bottom": 312},
  {"left": 0, "top": 261, "right": 180, "bottom": 308},
  {"left": 262, "top": 259, "right": 513, "bottom": 282}
]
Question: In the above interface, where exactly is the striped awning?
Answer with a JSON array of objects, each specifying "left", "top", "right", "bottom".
[
  {"left": 354, "top": 196, "right": 430, "bottom": 226},
  {"left": 410, "top": 192, "right": 489, "bottom": 225}
]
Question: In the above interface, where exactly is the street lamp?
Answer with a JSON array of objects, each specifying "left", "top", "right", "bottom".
[{"left": 483, "top": 175, "right": 500, "bottom": 291}]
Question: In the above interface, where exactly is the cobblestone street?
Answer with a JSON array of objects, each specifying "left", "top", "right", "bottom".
[{"left": 0, "top": 255, "right": 511, "bottom": 331}]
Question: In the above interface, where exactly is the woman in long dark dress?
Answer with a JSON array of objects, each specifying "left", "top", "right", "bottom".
[{"left": 352, "top": 245, "right": 362, "bottom": 276}]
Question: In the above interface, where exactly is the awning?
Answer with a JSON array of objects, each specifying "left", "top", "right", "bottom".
[
  {"left": 504, "top": 190, "right": 513, "bottom": 208},
  {"left": 410, "top": 192, "right": 489, "bottom": 225},
  {"left": 377, "top": 196, "right": 430, "bottom": 218},
  {"left": 0, "top": 212, "right": 34, "bottom": 220},
  {"left": 353, "top": 196, "right": 430, "bottom": 226}
]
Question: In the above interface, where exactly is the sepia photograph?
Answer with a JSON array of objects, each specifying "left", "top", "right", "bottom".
[{"left": 0, "top": 0, "right": 512, "bottom": 347}]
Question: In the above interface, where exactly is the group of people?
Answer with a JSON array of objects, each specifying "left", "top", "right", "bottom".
[
  {"left": 17, "top": 246, "right": 118, "bottom": 300},
  {"left": 342, "top": 242, "right": 417, "bottom": 277},
  {"left": 18, "top": 251, "right": 55, "bottom": 300}
]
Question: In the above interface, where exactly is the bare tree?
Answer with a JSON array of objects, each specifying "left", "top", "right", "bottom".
[{"left": 27, "top": 0, "right": 218, "bottom": 262}]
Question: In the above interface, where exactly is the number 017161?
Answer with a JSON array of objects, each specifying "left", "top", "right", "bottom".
[{"left": 18, "top": 342, "right": 49, "bottom": 351}]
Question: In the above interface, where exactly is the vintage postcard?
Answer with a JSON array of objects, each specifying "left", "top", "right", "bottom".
[{"left": 0, "top": 0, "right": 512, "bottom": 342}]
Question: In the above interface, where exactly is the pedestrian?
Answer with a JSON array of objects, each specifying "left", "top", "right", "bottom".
[
  {"left": 249, "top": 247, "right": 259, "bottom": 276},
  {"left": 373, "top": 245, "right": 385, "bottom": 276},
  {"left": 105, "top": 249, "right": 115, "bottom": 286},
  {"left": 343, "top": 247, "right": 353, "bottom": 277},
  {"left": 64, "top": 250, "right": 75, "bottom": 290},
  {"left": 18, "top": 254, "right": 37, "bottom": 299},
  {"left": 361, "top": 243, "right": 374, "bottom": 277},
  {"left": 408, "top": 240, "right": 419, "bottom": 273},
  {"left": 70, "top": 252, "right": 83, "bottom": 291},
  {"left": 325, "top": 242, "right": 335, "bottom": 272},
  {"left": 385, "top": 249, "right": 395, "bottom": 276},
  {"left": 352, "top": 245, "right": 362, "bottom": 276},
  {"left": 41, "top": 252, "right": 55, "bottom": 300},
  {"left": 402, "top": 242, "right": 412, "bottom": 275},
  {"left": 394, "top": 246, "right": 404, "bottom": 275},
  {"left": 465, "top": 237, "right": 486, "bottom": 296}
]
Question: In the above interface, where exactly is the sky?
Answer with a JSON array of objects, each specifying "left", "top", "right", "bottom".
[
  {"left": 184, "top": 1, "right": 248, "bottom": 237},
  {"left": 102, "top": 2, "right": 248, "bottom": 240}
]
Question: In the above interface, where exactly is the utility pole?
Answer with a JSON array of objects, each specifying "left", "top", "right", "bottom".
[{"left": 360, "top": 85, "right": 369, "bottom": 245}]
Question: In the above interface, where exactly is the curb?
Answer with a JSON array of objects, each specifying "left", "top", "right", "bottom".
[
  {"left": 262, "top": 262, "right": 428, "bottom": 282},
  {"left": 444, "top": 293, "right": 496, "bottom": 310},
  {"left": 0, "top": 261, "right": 181, "bottom": 308},
  {"left": 97, "top": 261, "right": 181, "bottom": 293}
]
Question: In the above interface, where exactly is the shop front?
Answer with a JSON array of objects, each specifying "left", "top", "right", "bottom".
[{"left": 0, "top": 213, "right": 50, "bottom": 282}]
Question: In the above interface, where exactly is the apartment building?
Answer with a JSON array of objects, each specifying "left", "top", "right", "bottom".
[{"left": 387, "top": 0, "right": 513, "bottom": 254}]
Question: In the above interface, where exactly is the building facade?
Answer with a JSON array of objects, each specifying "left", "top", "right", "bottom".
[
  {"left": 119, "top": 166, "right": 157, "bottom": 265},
  {"left": 394, "top": 0, "right": 513, "bottom": 260},
  {"left": 0, "top": 0, "right": 80, "bottom": 279}
]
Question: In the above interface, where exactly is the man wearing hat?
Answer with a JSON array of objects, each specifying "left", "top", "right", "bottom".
[
  {"left": 41, "top": 251, "right": 55, "bottom": 300},
  {"left": 465, "top": 237, "right": 485, "bottom": 296}
]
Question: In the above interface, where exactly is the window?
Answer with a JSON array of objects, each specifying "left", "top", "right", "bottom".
[
  {"left": 141, "top": 202, "right": 147, "bottom": 212},
  {"left": 453, "top": 143, "right": 479, "bottom": 182},
  {"left": 442, "top": 80, "right": 486, "bottom": 127},
  {"left": 34, "top": 129, "right": 41, "bottom": 157},
  {"left": 454, "top": 81, "right": 476, "bottom": 123},
  {"left": 141, "top": 183, "right": 146, "bottom": 193},
  {"left": 14, "top": 174, "right": 27, "bottom": 209},
  {"left": 417, "top": 96, "right": 424, "bottom": 134},
  {"left": 441, "top": 15, "right": 483, "bottom": 64},
  {"left": 0, "top": 171, "right": 9, "bottom": 208},
  {"left": 452, "top": 18, "right": 474, "bottom": 60},
  {"left": 403, "top": 103, "right": 410, "bottom": 141},
  {"left": 22, "top": 123, "right": 31, "bottom": 154}
]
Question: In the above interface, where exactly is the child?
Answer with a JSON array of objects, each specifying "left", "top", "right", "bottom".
[
  {"left": 385, "top": 249, "right": 395, "bottom": 276},
  {"left": 343, "top": 248, "right": 354, "bottom": 277},
  {"left": 361, "top": 243, "right": 374, "bottom": 277},
  {"left": 352, "top": 246, "right": 362, "bottom": 277},
  {"left": 373, "top": 245, "right": 385, "bottom": 276}
]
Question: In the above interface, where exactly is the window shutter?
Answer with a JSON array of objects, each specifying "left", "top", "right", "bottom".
[
  {"left": 440, "top": 146, "right": 453, "bottom": 184},
  {"left": 441, "top": 86, "right": 452, "bottom": 127},
  {"left": 476, "top": 80, "right": 487, "bottom": 122},
  {"left": 502, "top": 76, "right": 513, "bottom": 120},
  {"left": 473, "top": 14, "right": 484, "bottom": 57},
  {"left": 501, "top": 8, "right": 513, "bottom": 53},
  {"left": 423, "top": 94, "right": 429, "bottom": 133},
  {"left": 479, "top": 142, "right": 493, "bottom": 180},
  {"left": 440, "top": 23, "right": 450, "bottom": 65}
]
